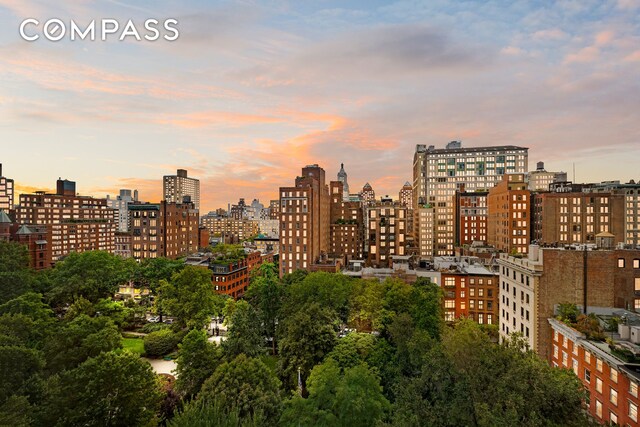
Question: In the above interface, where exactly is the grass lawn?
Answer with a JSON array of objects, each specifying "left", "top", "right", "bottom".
[{"left": 122, "top": 337, "right": 145, "bottom": 356}]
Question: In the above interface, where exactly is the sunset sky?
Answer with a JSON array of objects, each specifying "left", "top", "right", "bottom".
[{"left": 1, "top": 0, "right": 639, "bottom": 212}]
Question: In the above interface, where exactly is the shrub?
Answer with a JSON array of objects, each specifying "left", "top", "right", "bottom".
[
  {"left": 140, "top": 322, "right": 171, "bottom": 334},
  {"left": 144, "top": 329, "right": 179, "bottom": 357}
]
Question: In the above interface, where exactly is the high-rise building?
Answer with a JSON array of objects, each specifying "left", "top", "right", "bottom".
[
  {"left": 268, "top": 200, "right": 280, "bottom": 220},
  {"left": 0, "top": 164, "right": 14, "bottom": 211},
  {"left": 413, "top": 141, "right": 528, "bottom": 257},
  {"left": 107, "top": 189, "right": 139, "bottom": 232},
  {"left": 329, "top": 181, "right": 364, "bottom": 260},
  {"left": 337, "top": 163, "right": 350, "bottom": 201},
  {"left": 454, "top": 191, "right": 488, "bottom": 246},
  {"left": 279, "top": 164, "right": 330, "bottom": 276},
  {"left": 487, "top": 173, "right": 531, "bottom": 254},
  {"left": 15, "top": 179, "right": 117, "bottom": 262},
  {"left": 527, "top": 161, "right": 567, "bottom": 192},
  {"left": 366, "top": 198, "right": 407, "bottom": 267},
  {"left": 163, "top": 169, "right": 200, "bottom": 211},
  {"left": 129, "top": 200, "right": 199, "bottom": 260}
]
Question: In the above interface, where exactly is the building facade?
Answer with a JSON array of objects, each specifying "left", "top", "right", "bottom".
[
  {"left": 329, "top": 181, "right": 364, "bottom": 261},
  {"left": 532, "top": 191, "right": 625, "bottom": 246},
  {"left": 107, "top": 189, "right": 139, "bottom": 232},
  {"left": 549, "top": 316, "right": 640, "bottom": 426},
  {"left": 527, "top": 161, "right": 567, "bottom": 192},
  {"left": 487, "top": 173, "right": 531, "bottom": 254},
  {"left": 499, "top": 246, "right": 640, "bottom": 358},
  {"left": 413, "top": 141, "right": 528, "bottom": 257},
  {"left": 129, "top": 201, "right": 199, "bottom": 260},
  {"left": 0, "top": 164, "right": 14, "bottom": 211},
  {"left": 14, "top": 180, "right": 117, "bottom": 262},
  {"left": 163, "top": 169, "right": 200, "bottom": 211},
  {"left": 200, "top": 215, "right": 259, "bottom": 242},
  {"left": 279, "top": 164, "right": 330, "bottom": 276},
  {"left": 366, "top": 199, "right": 407, "bottom": 267},
  {"left": 455, "top": 191, "right": 488, "bottom": 246},
  {"left": 360, "top": 183, "right": 375, "bottom": 206}
]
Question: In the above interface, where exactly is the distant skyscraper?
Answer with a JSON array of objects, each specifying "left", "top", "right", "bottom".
[
  {"left": 337, "top": 163, "right": 350, "bottom": 201},
  {"left": 163, "top": 169, "right": 200, "bottom": 211},
  {"left": 0, "top": 164, "right": 14, "bottom": 211},
  {"left": 279, "top": 164, "right": 330, "bottom": 276},
  {"left": 107, "top": 189, "right": 139, "bottom": 232},
  {"left": 413, "top": 141, "right": 528, "bottom": 257}
]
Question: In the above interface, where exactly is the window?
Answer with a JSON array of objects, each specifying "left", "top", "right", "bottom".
[
  {"left": 595, "top": 400, "right": 602, "bottom": 418},
  {"left": 609, "top": 411, "right": 617, "bottom": 425},
  {"left": 553, "top": 345, "right": 558, "bottom": 358},
  {"left": 585, "top": 351, "right": 591, "bottom": 364},
  {"left": 610, "top": 368, "right": 618, "bottom": 384},
  {"left": 618, "top": 258, "right": 625, "bottom": 268},
  {"left": 635, "top": 259, "right": 640, "bottom": 269},
  {"left": 610, "top": 387, "right": 617, "bottom": 406},
  {"left": 636, "top": 277, "right": 640, "bottom": 292},
  {"left": 630, "top": 382, "right": 638, "bottom": 398},
  {"left": 630, "top": 402, "right": 638, "bottom": 422},
  {"left": 596, "top": 377, "right": 603, "bottom": 394},
  {"left": 596, "top": 358, "right": 603, "bottom": 372}
]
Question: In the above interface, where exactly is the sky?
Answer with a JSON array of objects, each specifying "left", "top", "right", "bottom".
[{"left": 0, "top": 0, "right": 639, "bottom": 213}]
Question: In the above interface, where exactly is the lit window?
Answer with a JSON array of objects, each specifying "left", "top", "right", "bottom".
[
  {"left": 596, "top": 358, "right": 603, "bottom": 372},
  {"left": 630, "top": 382, "right": 638, "bottom": 398},
  {"left": 618, "top": 258, "right": 625, "bottom": 268},
  {"left": 610, "top": 368, "right": 618, "bottom": 384},
  {"left": 595, "top": 400, "right": 602, "bottom": 418},
  {"left": 596, "top": 377, "right": 603, "bottom": 394},
  {"left": 630, "top": 402, "right": 638, "bottom": 422},
  {"left": 610, "top": 387, "right": 617, "bottom": 406}
]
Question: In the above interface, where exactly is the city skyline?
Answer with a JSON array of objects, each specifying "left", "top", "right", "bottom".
[{"left": 1, "top": 0, "right": 640, "bottom": 212}]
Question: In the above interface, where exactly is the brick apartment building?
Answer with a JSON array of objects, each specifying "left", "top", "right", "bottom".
[
  {"left": 533, "top": 190, "right": 625, "bottom": 246},
  {"left": 200, "top": 215, "right": 259, "bottom": 242},
  {"left": 439, "top": 259, "right": 499, "bottom": 325},
  {"left": 487, "top": 173, "right": 531, "bottom": 254},
  {"left": 129, "top": 201, "right": 199, "bottom": 260},
  {"left": 14, "top": 179, "right": 117, "bottom": 262},
  {"left": 329, "top": 181, "right": 364, "bottom": 261},
  {"left": 366, "top": 198, "right": 407, "bottom": 267},
  {"left": 279, "top": 164, "right": 330, "bottom": 276},
  {"left": 549, "top": 315, "right": 640, "bottom": 426},
  {"left": 455, "top": 191, "right": 488, "bottom": 246},
  {"left": 499, "top": 245, "right": 640, "bottom": 358},
  {"left": 209, "top": 250, "right": 275, "bottom": 298},
  {"left": 0, "top": 210, "right": 52, "bottom": 270}
]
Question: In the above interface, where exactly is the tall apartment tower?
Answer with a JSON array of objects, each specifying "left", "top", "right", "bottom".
[
  {"left": 366, "top": 198, "right": 407, "bottom": 267},
  {"left": 360, "top": 183, "right": 375, "bottom": 206},
  {"left": 107, "top": 189, "right": 139, "bottom": 232},
  {"left": 279, "top": 165, "right": 330, "bottom": 276},
  {"left": 487, "top": 173, "right": 531, "bottom": 254},
  {"left": 0, "top": 164, "right": 14, "bottom": 211},
  {"left": 337, "top": 163, "right": 350, "bottom": 201},
  {"left": 329, "top": 181, "right": 364, "bottom": 260},
  {"left": 413, "top": 141, "right": 528, "bottom": 257},
  {"left": 163, "top": 169, "right": 200, "bottom": 211},
  {"left": 15, "top": 179, "right": 117, "bottom": 262}
]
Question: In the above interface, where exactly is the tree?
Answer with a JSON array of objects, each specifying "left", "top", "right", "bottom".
[
  {"left": 278, "top": 303, "right": 337, "bottom": 392},
  {"left": 282, "top": 272, "right": 351, "bottom": 323},
  {"left": 169, "top": 400, "right": 265, "bottom": 427},
  {"left": 198, "top": 354, "right": 281, "bottom": 423},
  {"left": 156, "top": 266, "right": 218, "bottom": 329},
  {"left": 144, "top": 329, "right": 180, "bottom": 358},
  {"left": 410, "top": 278, "right": 444, "bottom": 339},
  {"left": 325, "top": 332, "right": 377, "bottom": 370},
  {"left": 439, "top": 320, "right": 588, "bottom": 426},
  {"left": 175, "top": 329, "right": 222, "bottom": 399},
  {"left": 347, "top": 279, "right": 386, "bottom": 332},
  {"left": 40, "top": 351, "right": 162, "bottom": 427},
  {"left": 280, "top": 359, "right": 390, "bottom": 427},
  {"left": 43, "top": 314, "right": 121, "bottom": 374},
  {"left": 46, "top": 251, "right": 136, "bottom": 305},
  {"left": 246, "top": 263, "right": 283, "bottom": 355},
  {"left": 0, "top": 345, "right": 44, "bottom": 404},
  {"left": 0, "top": 241, "right": 34, "bottom": 304},
  {"left": 222, "top": 300, "right": 264, "bottom": 359}
]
